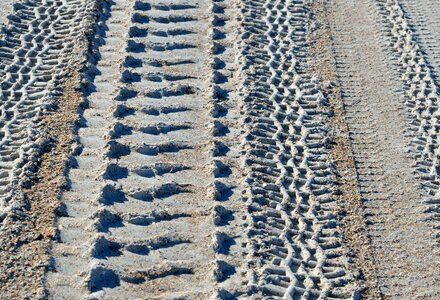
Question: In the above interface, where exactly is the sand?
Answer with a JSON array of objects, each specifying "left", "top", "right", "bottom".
[
  {"left": 0, "top": 0, "right": 440, "bottom": 299},
  {"left": 0, "top": 1, "right": 13, "bottom": 27}
]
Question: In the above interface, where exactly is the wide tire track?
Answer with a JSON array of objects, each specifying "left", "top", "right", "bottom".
[{"left": 48, "top": 0, "right": 245, "bottom": 298}]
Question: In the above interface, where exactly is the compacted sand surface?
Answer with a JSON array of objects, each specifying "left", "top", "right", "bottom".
[
  {"left": 0, "top": 0, "right": 440, "bottom": 299},
  {"left": 0, "top": 1, "right": 13, "bottom": 26}
]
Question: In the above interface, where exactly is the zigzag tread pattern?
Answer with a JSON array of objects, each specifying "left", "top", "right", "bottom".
[
  {"left": 398, "top": 0, "right": 440, "bottom": 83},
  {"left": 238, "top": 0, "right": 355, "bottom": 298},
  {"left": 0, "top": 0, "right": 96, "bottom": 224}
]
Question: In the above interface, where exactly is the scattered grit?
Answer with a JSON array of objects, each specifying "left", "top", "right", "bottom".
[{"left": 0, "top": 0, "right": 439, "bottom": 299}]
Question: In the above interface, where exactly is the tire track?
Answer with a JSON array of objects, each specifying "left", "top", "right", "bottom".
[
  {"left": 398, "top": 0, "right": 440, "bottom": 83},
  {"left": 207, "top": 0, "right": 249, "bottom": 297},
  {"left": 327, "top": 0, "right": 440, "bottom": 297},
  {"left": 307, "top": 1, "right": 382, "bottom": 297},
  {"left": 238, "top": 0, "right": 355, "bottom": 298},
  {"left": 0, "top": 0, "right": 95, "bottom": 224},
  {"left": 47, "top": 1, "right": 132, "bottom": 297},
  {"left": 0, "top": 0, "right": 98, "bottom": 297},
  {"left": 48, "top": 0, "right": 230, "bottom": 298},
  {"left": 5, "top": 0, "right": 439, "bottom": 297},
  {"left": 373, "top": 0, "right": 440, "bottom": 249}
]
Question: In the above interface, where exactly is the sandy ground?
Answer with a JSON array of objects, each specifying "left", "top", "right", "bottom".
[
  {"left": 326, "top": 0, "right": 440, "bottom": 297},
  {"left": 0, "top": 1, "right": 13, "bottom": 26},
  {"left": 0, "top": 0, "right": 440, "bottom": 299}
]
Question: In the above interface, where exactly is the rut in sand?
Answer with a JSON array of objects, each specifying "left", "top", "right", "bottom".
[{"left": 48, "top": 0, "right": 246, "bottom": 298}]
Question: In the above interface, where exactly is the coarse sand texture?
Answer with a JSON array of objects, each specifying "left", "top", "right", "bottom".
[{"left": 0, "top": 0, "right": 439, "bottom": 299}]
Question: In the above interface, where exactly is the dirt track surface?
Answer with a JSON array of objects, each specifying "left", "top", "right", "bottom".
[{"left": 0, "top": 0, "right": 440, "bottom": 299}]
